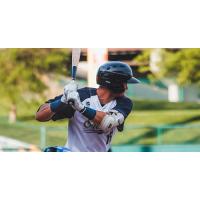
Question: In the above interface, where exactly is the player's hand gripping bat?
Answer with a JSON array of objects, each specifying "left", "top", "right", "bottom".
[{"left": 68, "top": 48, "right": 81, "bottom": 106}]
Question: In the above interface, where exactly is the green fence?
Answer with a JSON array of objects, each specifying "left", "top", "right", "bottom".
[
  {"left": 112, "top": 144, "right": 200, "bottom": 152},
  {"left": 112, "top": 124, "right": 200, "bottom": 151}
]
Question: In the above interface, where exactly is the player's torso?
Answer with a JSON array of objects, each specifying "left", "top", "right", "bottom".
[{"left": 67, "top": 92, "right": 117, "bottom": 152}]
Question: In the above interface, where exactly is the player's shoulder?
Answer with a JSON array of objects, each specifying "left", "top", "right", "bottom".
[
  {"left": 113, "top": 95, "right": 133, "bottom": 118},
  {"left": 77, "top": 87, "right": 97, "bottom": 101},
  {"left": 115, "top": 95, "right": 133, "bottom": 107}
]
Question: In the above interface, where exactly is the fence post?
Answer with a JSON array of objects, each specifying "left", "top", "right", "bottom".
[
  {"left": 40, "top": 126, "right": 46, "bottom": 149},
  {"left": 156, "top": 127, "right": 162, "bottom": 145}
]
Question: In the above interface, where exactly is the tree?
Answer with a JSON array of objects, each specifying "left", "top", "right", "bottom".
[
  {"left": 0, "top": 48, "right": 70, "bottom": 123},
  {"left": 134, "top": 48, "right": 200, "bottom": 86},
  {"left": 133, "top": 48, "right": 155, "bottom": 81},
  {"left": 160, "top": 48, "right": 200, "bottom": 85}
]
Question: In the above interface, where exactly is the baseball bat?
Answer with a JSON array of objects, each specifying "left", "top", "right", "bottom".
[{"left": 68, "top": 48, "right": 81, "bottom": 105}]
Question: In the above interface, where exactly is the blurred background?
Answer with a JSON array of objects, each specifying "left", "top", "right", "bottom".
[{"left": 0, "top": 48, "right": 200, "bottom": 152}]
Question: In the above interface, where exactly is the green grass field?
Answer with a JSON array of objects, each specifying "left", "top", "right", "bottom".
[
  {"left": 112, "top": 110, "right": 200, "bottom": 145},
  {"left": 0, "top": 109, "right": 200, "bottom": 149}
]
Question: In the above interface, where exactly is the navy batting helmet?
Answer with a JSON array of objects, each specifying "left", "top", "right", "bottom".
[{"left": 97, "top": 61, "right": 140, "bottom": 93}]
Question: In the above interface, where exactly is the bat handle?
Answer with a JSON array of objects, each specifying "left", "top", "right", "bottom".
[
  {"left": 72, "top": 66, "right": 77, "bottom": 80},
  {"left": 68, "top": 99, "right": 75, "bottom": 106},
  {"left": 68, "top": 79, "right": 76, "bottom": 106}
]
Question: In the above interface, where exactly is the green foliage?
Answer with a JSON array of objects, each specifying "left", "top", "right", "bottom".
[
  {"left": 0, "top": 48, "right": 70, "bottom": 111},
  {"left": 13, "top": 48, "right": 70, "bottom": 74},
  {"left": 160, "top": 48, "right": 200, "bottom": 85},
  {"left": 134, "top": 48, "right": 151, "bottom": 73},
  {"left": 133, "top": 48, "right": 157, "bottom": 83},
  {"left": 134, "top": 48, "right": 200, "bottom": 86}
]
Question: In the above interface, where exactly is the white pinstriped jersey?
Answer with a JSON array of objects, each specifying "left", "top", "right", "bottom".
[{"left": 48, "top": 87, "right": 133, "bottom": 152}]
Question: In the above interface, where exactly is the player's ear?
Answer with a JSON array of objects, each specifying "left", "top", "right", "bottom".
[{"left": 124, "top": 83, "right": 128, "bottom": 90}]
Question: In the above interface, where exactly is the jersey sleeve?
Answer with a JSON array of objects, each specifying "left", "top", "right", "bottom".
[
  {"left": 113, "top": 96, "right": 133, "bottom": 118},
  {"left": 113, "top": 96, "right": 133, "bottom": 132},
  {"left": 77, "top": 87, "right": 96, "bottom": 102},
  {"left": 46, "top": 95, "right": 75, "bottom": 121}
]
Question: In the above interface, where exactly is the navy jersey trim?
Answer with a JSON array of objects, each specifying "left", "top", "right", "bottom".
[
  {"left": 77, "top": 87, "right": 97, "bottom": 102},
  {"left": 113, "top": 96, "right": 133, "bottom": 118},
  {"left": 113, "top": 96, "right": 133, "bottom": 132}
]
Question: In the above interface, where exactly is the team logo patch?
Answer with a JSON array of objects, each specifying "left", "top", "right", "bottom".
[
  {"left": 86, "top": 101, "right": 90, "bottom": 106},
  {"left": 83, "top": 120, "right": 103, "bottom": 134}
]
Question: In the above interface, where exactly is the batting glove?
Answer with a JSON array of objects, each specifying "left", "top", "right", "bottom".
[
  {"left": 61, "top": 81, "right": 78, "bottom": 104},
  {"left": 67, "top": 91, "right": 84, "bottom": 111}
]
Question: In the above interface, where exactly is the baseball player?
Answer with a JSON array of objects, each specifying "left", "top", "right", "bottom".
[{"left": 36, "top": 61, "right": 140, "bottom": 152}]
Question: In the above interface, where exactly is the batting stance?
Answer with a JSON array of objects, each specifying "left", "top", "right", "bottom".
[{"left": 36, "top": 61, "right": 140, "bottom": 152}]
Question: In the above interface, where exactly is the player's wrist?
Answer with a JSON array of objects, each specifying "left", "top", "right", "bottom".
[
  {"left": 76, "top": 103, "right": 84, "bottom": 112},
  {"left": 50, "top": 99, "right": 65, "bottom": 112},
  {"left": 80, "top": 106, "right": 96, "bottom": 120}
]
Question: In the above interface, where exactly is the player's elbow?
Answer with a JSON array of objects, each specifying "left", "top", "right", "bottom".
[
  {"left": 99, "top": 111, "right": 125, "bottom": 132},
  {"left": 35, "top": 104, "right": 52, "bottom": 122},
  {"left": 35, "top": 112, "right": 44, "bottom": 122},
  {"left": 35, "top": 111, "right": 50, "bottom": 122}
]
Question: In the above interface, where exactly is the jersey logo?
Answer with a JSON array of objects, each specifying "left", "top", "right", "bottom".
[
  {"left": 86, "top": 101, "right": 90, "bottom": 106},
  {"left": 83, "top": 120, "right": 103, "bottom": 134}
]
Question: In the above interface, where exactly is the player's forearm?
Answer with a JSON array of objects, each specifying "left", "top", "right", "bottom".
[
  {"left": 90, "top": 109, "right": 125, "bottom": 132},
  {"left": 92, "top": 111, "right": 106, "bottom": 125},
  {"left": 79, "top": 106, "right": 105, "bottom": 124},
  {"left": 35, "top": 104, "right": 54, "bottom": 122}
]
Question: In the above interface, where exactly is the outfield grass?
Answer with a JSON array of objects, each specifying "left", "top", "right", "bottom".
[
  {"left": 0, "top": 109, "right": 200, "bottom": 148},
  {"left": 133, "top": 100, "right": 200, "bottom": 110},
  {"left": 113, "top": 110, "right": 200, "bottom": 145}
]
